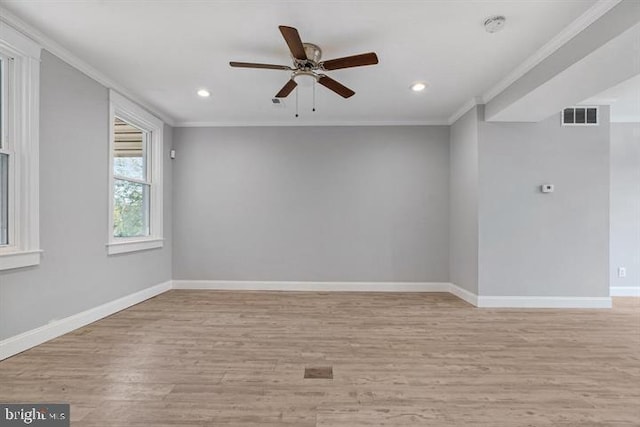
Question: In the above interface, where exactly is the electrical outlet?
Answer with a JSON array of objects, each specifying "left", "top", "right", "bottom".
[{"left": 618, "top": 267, "right": 627, "bottom": 278}]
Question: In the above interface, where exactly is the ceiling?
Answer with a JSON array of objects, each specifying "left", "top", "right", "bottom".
[
  {"left": 0, "top": 0, "right": 598, "bottom": 126},
  {"left": 581, "top": 74, "right": 640, "bottom": 123}
]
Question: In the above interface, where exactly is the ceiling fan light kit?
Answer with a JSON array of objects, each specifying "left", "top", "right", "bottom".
[{"left": 230, "top": 25, "right": 379, "bottom": 117}]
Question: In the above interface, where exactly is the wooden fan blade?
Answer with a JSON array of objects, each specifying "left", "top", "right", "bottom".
[
  {"left": 321, "top": 52, "right": 379, "bottom": 70},
  {"left": 318, "top": 75, "right": 355, "bottom": 98},
  {"left": 275, "top": 79, "right": 298, "bottom": 98},
  {"left": 279, "top": 26, "right": 307, "bottom": 60},
  {"left": 230, "top": 61, "right": 291, "bottom": 70}
]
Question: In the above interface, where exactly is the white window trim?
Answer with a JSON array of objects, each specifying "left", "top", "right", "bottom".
[
  {"left": 0, "top": 22, "right": 41, "bottom": 271},
  {"left": 107, "top": 90, "right": 163, "bottom": 255}
]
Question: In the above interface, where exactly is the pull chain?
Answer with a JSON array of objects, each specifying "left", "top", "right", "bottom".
[
  {"left": 312, "top": 80, "right": 316, "bottom": 112},
  {"left": 295, "top": 86, "right": 299, "bottom": 118}
]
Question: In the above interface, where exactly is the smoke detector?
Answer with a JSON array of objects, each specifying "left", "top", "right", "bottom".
[{"left": 484, "top": 15, "right": 506, "bottom": 33}]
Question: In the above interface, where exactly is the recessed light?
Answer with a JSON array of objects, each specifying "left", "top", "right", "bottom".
[
  {"left": 197, "top": 89, "right": 211, "bottom": 97},
  {"left": 410, "top": 82, "right": 427, "bottom": 92}
]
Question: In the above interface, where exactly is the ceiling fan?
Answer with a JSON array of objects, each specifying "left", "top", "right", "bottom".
[{"left": 230, "top": 25, "right": 379, "bottom": 99}]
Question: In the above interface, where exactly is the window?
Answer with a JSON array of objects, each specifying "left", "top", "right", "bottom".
[
  {"left": 0, "top": 149, "right": 8, "bottom": 247},
  {"left": 562, "top": 106, "right": 599, "bottom": 126},
  {"left": 0, "top": 147, "right": 8, "bottom": 247},
  {"left": 107, "top": 90, "right": 163, "bottom": 254},
  {"left": 0, "top": 25, "right": 41, "bottom": 271},
  {"left": 113, "top": 118, "right": 150, "bottom": 238}
]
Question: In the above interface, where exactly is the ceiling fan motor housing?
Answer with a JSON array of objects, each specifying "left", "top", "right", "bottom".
[
  {"left": 295, "top": 43, "right": 322, "bottom": 70},
  {"left": 292, "top": 43, "right": 323, "bottom": 84}
]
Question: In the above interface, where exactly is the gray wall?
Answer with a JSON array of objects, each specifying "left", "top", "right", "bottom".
[
  {"left": 172, "top": 126, "right": 449, "bottom": 282},
  {"left": 0, "top": 51, "right": 173, "bottom": 340},
  {"left": 0, "top": 51, "right": 618, "bottom": 344},
  {"left": 478, "top": 107, "right": 610, "bottom": 297},
  {"left": 610, "top": 123, "right": 640, "bottom": 289},
  {"left": 449, "top": 107, "right": 479, "bottom": 293}
]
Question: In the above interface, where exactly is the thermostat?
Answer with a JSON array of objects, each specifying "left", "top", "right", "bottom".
[{"left": 541, "top": 184, "right": 554, "bottom": 193}]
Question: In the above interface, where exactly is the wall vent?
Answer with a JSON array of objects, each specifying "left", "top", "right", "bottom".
[
  {"left": 271, "top": 98, "right": 286, "bottom": 108},
  {"left": 562, "top": 106, "right": 598, "bottom": 126}
]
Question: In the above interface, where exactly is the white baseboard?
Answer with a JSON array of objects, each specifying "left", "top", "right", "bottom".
[
  {"left": 476, "top": 295, "right": 612, "bottom": 309},
  {"left": 2, "top": 279, "right": 618, "bottom": 360},
  {"left": 173, "top": 280, "right": 614, "bottom": 308},
  {"left": 447, "top": 283, "right": 479, "bottom": 306},
  {"left": 172, "top": 280, "right": 452, "bottom": 293},
  {"left": 611, "top": 286, "right": 640, "bottom": 297},
  {"left": 0, "top": 280, "right": 172, "bottom": 361}
]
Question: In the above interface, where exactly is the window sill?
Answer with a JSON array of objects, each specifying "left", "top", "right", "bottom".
[
  {"left": 0, "top": 249, "right": 42, "bottom": 271},
  {"left": 106, "top": 238, "right": 164, "bottom": 255}
]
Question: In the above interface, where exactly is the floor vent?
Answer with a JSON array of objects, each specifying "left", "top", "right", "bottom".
[{"left": 304, "top": 366, "right": 333, "bottom": 379}]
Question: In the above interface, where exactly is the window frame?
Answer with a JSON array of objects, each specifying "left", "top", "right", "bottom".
[
  {"left": 107, "top": 90, "right": 163, "bottom": 255},
  {"left": 0, "top": 24, "right": 41, "bottom": 271}
]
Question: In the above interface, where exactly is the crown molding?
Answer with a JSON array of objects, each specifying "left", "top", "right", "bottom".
[
  {"left": 0, "top": 8, "right": 176, "bottom": 126},
  {"left": 482, "top": 0, "right": 622, "bottom": 104},
  {"left": 175, "top": 119, "right": 450, "bottom": 128},
  {"left": 447, "top": 0, "right": 622, "bottom": 126}
]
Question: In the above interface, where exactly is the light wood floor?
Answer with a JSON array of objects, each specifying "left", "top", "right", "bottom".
[{"left": 1, "top": 291, "right": 639, "bottom": 426}]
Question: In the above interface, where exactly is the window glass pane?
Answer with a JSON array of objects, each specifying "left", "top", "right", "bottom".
[
  {"left": 113, "top": 178, "right": 150, "bottom": 238},
  {"left": 587, "top": 108, "right": 597, "bottom": 124},
  {"left": 575, "top": 108, "right": 586, "bottom": 124},
  {"left": 0, "top": 153, "right": 7, "bottom": 245},
  {"left": 0, "top": 57, "right": 3, "bottom": 149},
  {"left": 563, "top": 108, "right": 574, "bottom": 124},
  {"left": 113, "top": 117, "right": 147, "bottom": 181}
]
